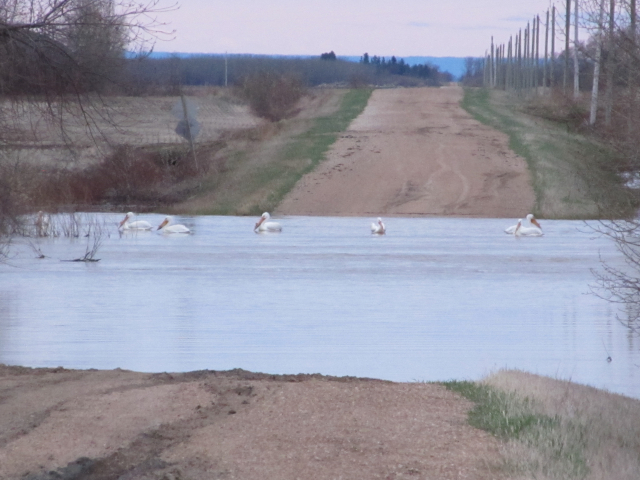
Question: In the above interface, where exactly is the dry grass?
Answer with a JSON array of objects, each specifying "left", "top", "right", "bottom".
[
  {"left": 461, "top": 88, "right": 639, "bottom": 219},
  {"left": 0, "top": 87, "right": 352, "bottom": 221},
  {"left": 171, "top": 88, "right": 354, "bottom": 215},
  {"left": 482, "top": 370, "right": 640, "bottom": 480}
]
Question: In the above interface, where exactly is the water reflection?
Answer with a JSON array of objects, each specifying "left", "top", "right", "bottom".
[{"left": 1, "top": 215, "right": 639, "bottom": 399}]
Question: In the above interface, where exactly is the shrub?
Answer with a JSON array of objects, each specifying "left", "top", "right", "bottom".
[{"left": 239, "top": 72, "right": 306, "bottom": 121}]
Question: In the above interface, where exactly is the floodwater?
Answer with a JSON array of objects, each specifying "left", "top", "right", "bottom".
[{"left": 1, "top": 215, "right": 639, "bottom": 399}]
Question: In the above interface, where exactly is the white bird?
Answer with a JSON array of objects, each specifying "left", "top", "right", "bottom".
[
  {"left": 119, "top": 212, "right": 153, "bottom": 231},
  {"left": 371, "top": 217, "right": 386, "bottom": 235},
  {"left": 35, "top": 211, "right": 50, "bottom": 237},
  {"left": 157, "top": 216, "right": 191, "bottom": 234},
  {"left": 505, "top": 214, "right": 542, "bottom": 236},
  {"left": 254, "top": 212, "right": 282, "bottom": 232},
  {"left": 514, "top": 218, "right": 544, "bottom": 237}
]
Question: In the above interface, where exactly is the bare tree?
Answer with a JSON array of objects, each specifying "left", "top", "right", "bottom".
[
  {"left": 0, "top": 1, "right": 174, "bottom": 96},
  {"left": 592, "top": 219, "right": 640, "bottom": 335},
  {"left": 0, "top": 0, "right": 175, "bottom": 242}
]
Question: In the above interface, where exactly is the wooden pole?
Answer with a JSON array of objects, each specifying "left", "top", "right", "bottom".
[
  {"left": 544, "top": 9, "right": 549, "bottom": 90},
  {"left": 484, "top": 51, "right": 488, "bottom": 86},
  {"left": 551, "top": 5, "right": 556, "bottom": 87},
  {"left": 590, "top": 0, "right": 606, "bottom": 125},
  {"left": 535, "top": 15, "right": 540, "bottom": 92},
  {"left": 604, "top": 0, "right": 616, "bottom": 126},
  {"left": 518, "top": 30, "right": 523, "bottom": 91},
  {"left": 564, "top": 0, "right": 571, "bottom": 93},
  {"left": 525, "top": 23, "right": 530, "bottom": 89},
  {"left": 630, "top": 0, "right": 637, "bottom": 137},
  {"left": 489, "top": 37, "right": 496, "bottom": 88},
  {"left": 507, "top": 37, "right": 512, "bottom": 89},
  {"left": 573, "top": 0, "right": 580, "bottom": 97}
]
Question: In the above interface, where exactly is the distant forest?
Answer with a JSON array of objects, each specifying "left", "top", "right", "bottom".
[
  {"left": 123, "top": 52, "right": 454, "bottom": 94},
  {"left": 359, "top": 53, "right": 445, "bottom": 81}
]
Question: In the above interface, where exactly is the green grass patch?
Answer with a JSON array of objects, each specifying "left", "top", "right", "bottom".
[
  {"left": 461, "top": 88, "right": 639, "bottom": 219},
  {"left": 254, "top": 90, "right": 373, "bottom": 214},
  {"left": 194, "top": 88, "right": 372, "bottom": 216},
  {"left": 442, "top": 380, "right": 589, "bottom": 479}
]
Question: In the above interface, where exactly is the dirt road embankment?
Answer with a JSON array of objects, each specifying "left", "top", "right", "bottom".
[
  {"left": 277, "top": 86, "right": 535, "bottom": 217},
  {"left": 0, "top": 365, "right": 502, "bottom": 480}
]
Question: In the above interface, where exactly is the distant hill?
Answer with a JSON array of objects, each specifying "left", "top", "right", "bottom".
[{"left": 139, "top": 52, "right": 469, "bottom": 80}]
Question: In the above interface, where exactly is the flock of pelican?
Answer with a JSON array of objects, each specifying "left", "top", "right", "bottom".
[
  {"left": 117, "top": 211, "right": 543, "bottom": 236},
  {"left": 119, "top": 212, "right": 191, "bottom": 234},
  {"left": 504, "top": 214, "right": 543, "bottom": 236}
]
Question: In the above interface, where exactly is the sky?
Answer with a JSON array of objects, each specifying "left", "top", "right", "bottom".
[{"left": 153, "top": 0, "right": 560, "bottom": 58}]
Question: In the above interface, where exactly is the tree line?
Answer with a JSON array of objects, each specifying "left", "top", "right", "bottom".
[
  {"left": 123, "top": 51, "right": 453, "bottom": 94},
  {"left": 360, "top": 53, "right": 451, "bottom": 85}
]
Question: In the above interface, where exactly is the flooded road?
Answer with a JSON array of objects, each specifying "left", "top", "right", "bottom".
[{"left": 1, "top": 214, "right": 639, "bottom": 398}]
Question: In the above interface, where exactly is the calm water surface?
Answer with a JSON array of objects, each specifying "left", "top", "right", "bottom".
[{"left": 1, "top": 215, "right": 639, "bottom": 399}]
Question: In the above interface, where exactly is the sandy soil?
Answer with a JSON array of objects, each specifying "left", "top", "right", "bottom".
[
  {"left": 277, "top": 86, "right": 535, "bottom": 218},
  {"left": 0, "top": 365, "right": 505, "bottom": 480}
]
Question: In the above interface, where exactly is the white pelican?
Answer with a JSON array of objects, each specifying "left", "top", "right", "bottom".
[
  {"left": 119, "top": 212, "right": 153, "bottom": 231},
  {"left": 35, "top": 211, "right": 50, "bottom": 237},
  {"left": 371, "top": 217, "right": 386, "bottom": 235},
  {"left": 514, "top": 218, "right": 544, "bottom": 237},
  {"left": 254, "top": 212, "right": 282, "bottom": 232},
  {"left": 157, "top": 216, "right": 191, "bottom": 234},
  {"left": 505, "top": 214, "right": 542, "bottom": 235}
]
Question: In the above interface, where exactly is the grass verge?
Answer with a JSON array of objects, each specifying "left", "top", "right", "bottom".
[
  {"left": 442, "top": 379, "right": 588, "bottom": 479},
  {"left": 186, "top": 88, "right": 372, "bottom": 216},
  {"left": 461, "top": 88, "right": 639, "bottom": 219},
  {"left": 443, "top": 370, "right": 640, "bottom": 479}
]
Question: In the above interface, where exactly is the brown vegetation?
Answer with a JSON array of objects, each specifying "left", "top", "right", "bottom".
[
  {"left": 0, "top": 142, "right": 226, "bottom": 215},
  {"left": 239, "top": 72, "right": 306, "bottom": 121}
]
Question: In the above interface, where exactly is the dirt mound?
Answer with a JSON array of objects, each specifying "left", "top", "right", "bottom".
[{"left": 0, "top": 365, "right": 504, "bottom": 480}]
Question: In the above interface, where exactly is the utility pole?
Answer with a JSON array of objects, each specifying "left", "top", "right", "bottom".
[
  {"left": 573, "top": 0, "right": 580, "bottom": 97},
  {"left": 544, "top": 9, "right": 549, "bottom": 91},
  {"left": 590, "top": 0, "right": 606, "bottom": 125},
  {"left": 564, "top": 0, "right": 571, "bottom": 92},
  {"left": 551, "top": 5, "right": 556, "bottom": 87}
]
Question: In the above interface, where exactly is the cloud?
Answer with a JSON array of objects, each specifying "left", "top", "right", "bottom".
[{"left": 407, "top": 22, "right": 431, "bottom": 28}]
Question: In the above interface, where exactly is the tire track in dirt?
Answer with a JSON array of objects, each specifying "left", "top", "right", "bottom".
[
  {"left": 417, "top": 141, "right": 471, "bottom": 214},
  {"left": 277, "top": 86, "right": 535, "bottom": 218}
]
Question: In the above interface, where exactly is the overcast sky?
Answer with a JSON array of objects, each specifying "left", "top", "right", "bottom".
[{"left": 156, "top": 0, "right": 561, "bottom": 58}]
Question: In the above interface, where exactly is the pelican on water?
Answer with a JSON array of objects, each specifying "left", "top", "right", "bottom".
[
  {"left": 254, "top": 212, "right": 282, "bottom": 233},
  {"left": 505, "top": 214, "right": 542, "bottom": 236},
  {"left": 157, "top": 216, "right": 191, "bottom": 234},
  {"left": 371, "top": 217, "right": 386, "bottom": 235},
  {"left": 514, "top": 218, "right": 543, "bottom": 237},
  {"left": 119, "top": 212, "right": 153, "bottom": 231}
]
